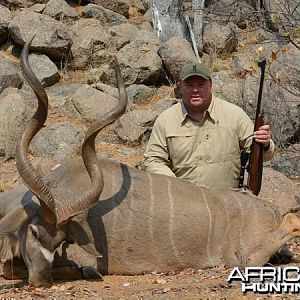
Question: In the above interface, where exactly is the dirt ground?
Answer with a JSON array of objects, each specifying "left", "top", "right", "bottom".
[{"left": 1, "top": 248, "right": 300, "bottom": 300}]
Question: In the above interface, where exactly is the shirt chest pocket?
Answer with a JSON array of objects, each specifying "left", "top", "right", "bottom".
[
  {"left": 204, "top": 126, "right": 240, "bottom": 163},
  {"left": 166, "top": 131, "right": 197, "bottom": 166}
]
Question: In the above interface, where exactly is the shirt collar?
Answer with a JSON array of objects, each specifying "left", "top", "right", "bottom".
[{"left": 179, "top": 95, "right": 217, "bottom": 124}]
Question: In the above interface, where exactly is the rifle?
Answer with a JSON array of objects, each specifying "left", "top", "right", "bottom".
[{"left": 239, "top": 59, "right": 266, "bottom": 195}]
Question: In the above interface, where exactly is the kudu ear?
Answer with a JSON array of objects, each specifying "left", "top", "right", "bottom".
[
  {"left": 67, "top": 221, "right": 102, "bottom": 258},
  {"left": 0, "top": 207, "right": 29, "bottom": 234}
]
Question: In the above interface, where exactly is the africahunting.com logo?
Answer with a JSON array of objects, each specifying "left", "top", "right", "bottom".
[{"left": 227, "top": 267, "right": 300, "bottom": 293}]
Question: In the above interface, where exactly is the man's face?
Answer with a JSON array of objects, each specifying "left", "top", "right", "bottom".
[{"left": 179, "top": 75, "right": 212, "bottom": 113}]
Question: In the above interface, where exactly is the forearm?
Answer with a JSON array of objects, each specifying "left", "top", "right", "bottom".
[
  {"left": 143, "top": 117, "right": 176, "bottom": 177},
  {"left": 143, "top": 156, "right": 176, "bottom": 177},
  {"left": 263, "top": 139, "right": 275, "bottom": 162}
]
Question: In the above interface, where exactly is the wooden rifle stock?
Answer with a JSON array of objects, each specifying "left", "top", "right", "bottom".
[
  {"left": 246, "top": 59, "right": 266, "bottom": 196},
  {"left": 247, "top": 115, "right": 264, "bottom": 195}
]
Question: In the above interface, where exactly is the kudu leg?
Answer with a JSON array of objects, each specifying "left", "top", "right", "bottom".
[
  {"left": 52, "top": 266, "right": 102, "bottom": 281},
  {"left": 243, "top": 213, "right": 300, "bottom": 267},
  {"left": 2, "top": 258, "right": 28, "bottom": 279},
  {"left": 278, "top": 213, "right": 300, "bottom": 241},
  {"left": 2, "top": 258, "right": 102, "bottom": 281}
]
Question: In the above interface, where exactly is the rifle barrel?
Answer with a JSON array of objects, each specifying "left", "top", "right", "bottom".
[
  {"left": 247, "top": 59, "right": 267, "bottom": 196},
  {"left": 255, "top": 59, "right": 266, "bottom": 118}
]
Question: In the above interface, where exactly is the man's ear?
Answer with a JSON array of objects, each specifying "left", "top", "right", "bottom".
[{"left": 67, "top": 221, "right": 102, "bottom": 258}]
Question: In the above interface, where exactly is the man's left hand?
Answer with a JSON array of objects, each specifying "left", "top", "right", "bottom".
[{"left": 254, "top": 124, "right": 272, "bottom": 149}]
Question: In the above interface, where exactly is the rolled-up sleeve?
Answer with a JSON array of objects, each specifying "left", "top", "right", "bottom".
[
  {"left": 263, "top": 139, "right": 275, "bottom": 161},
  {"left": 143, "top": 116, "right": 176, "bottom": 177}
]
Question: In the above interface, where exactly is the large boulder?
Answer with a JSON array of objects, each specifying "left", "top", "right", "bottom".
[
  {"left": 28, "top": 53, "right": 60, "bottom": 87},
  {"left": 203, "top": 22, "right": 238, "bottom": 56},
  {"left": 82, "top": 4, "right": 126, "bottom": 26},
  {"left": 30, "top": 123, "right": 81, "bottom": 161},
  {"left": 69, "top": 18, "right": 110, "bottom": 70},
  {"left": 89, "top": 0, "right": 130, "bottom": 18},
  {"left": 71, "top": 84, "right": 118, "bottom": 123},
  {"left": 8, "top": 9, "right": 72, "bottom": 60},
  {"left": 0, "top": 5, "right": 12, "bottom": 44},
  {"left": 113, "top": 31, "right": 162, "bottom": 85},
  {"left": 0, "top": 88, "right": 30, "bottom": 159},
  {"left": 159, "top": 36, "right": 198, "bottom": 83},
  {"left": 42, "top": 0, "right": 78, "bottom": 20},
  {"left": 0, "top": 55, "right": 22, "bottom": 93}
]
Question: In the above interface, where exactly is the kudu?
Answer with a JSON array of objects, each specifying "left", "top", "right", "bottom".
[{"left": 1, "top": 39, "right": 300, "bottom": 287}]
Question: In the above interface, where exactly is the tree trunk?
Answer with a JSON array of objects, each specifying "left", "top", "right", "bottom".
[
  {"left": 151, "top": 0, "right": 190, "bottom": 43},
  {"left": 151, "top": 0, "right": 205, "bottom": 61},
  {"left": 191, "top": 0, "right": 205, "bottom": 53}
]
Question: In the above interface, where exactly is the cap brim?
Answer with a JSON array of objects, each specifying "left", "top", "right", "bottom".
[{"left": 181, "top": 73, "right": 210, "bottom": 81}]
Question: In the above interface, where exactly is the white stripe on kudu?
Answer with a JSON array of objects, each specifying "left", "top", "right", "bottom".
[
  {"left": 39, "top": 245, "right": 55, "bottom": 263},
  {"left": 232, "top": 192, "right": 244, "bottom": 250},
  {"left": 167, "top": 177, "right": 183, "bottom": 264},
  {"left": 200, "top": 188, "right": 214, "bottom": 266},
  {"left": 147, "top": 172, "right": 155, "bottom": 241}
]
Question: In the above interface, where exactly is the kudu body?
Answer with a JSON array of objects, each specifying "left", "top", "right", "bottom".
[{"left": 1, "top": 40, "right": 300, "bottom": 286}]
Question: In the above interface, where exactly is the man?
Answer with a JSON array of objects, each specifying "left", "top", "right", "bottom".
[{"left": 143, "top": 62, "right": 274, "bottom": 189}]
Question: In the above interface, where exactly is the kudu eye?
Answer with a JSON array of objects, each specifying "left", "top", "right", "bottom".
[{"left": 30, "top": 224, "right": 39, "bottom": 239}]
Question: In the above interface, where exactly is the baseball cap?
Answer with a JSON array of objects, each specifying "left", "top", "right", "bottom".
[{"left": 180, "top": 62, "right": 211, "bottom": 81}]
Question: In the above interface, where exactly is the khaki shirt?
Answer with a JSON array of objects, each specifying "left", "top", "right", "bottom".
[{"left": 144, "top": 96, "right": 274, "bottom": 189}]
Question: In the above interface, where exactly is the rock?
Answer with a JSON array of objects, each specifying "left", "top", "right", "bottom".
[
  {"left": 109, "top": 23, "right": 139, "bottom": 50},
  {"left": 0, "top": 88, "right": 30, "bottom": 159},
  {"left": 42, "top": 0, "right": 78, "bottom": 20},
  {"left": 159, "top": 36, "right": 198, "bottom": 83},
  {"left": 115, "top": 110, "right": 155, "bottom": 143},
  {"left": 0, "top": 5, "right": 12, "bottom": 44},
  {"left": 266, "top": 154, "right": 300, "bottom": 180},
  {"left": 152, "top": 97, "right": 178, "bottom": 117},
  {"left": 260, "top": 168, "right": 300, "bottom": 216},
  {"left": 8, "top": 9, "right": 72, "bottom": 60},
  {"left": 69, "top": 18, "right": 109, "bottom": 70},
  {"left": 89, "top": 0, "right": 130, "bottom": 18},
  {"left": 269, "top": 43, "right": 300, "bottom": 104},
  {"left": 82, "top": 4, "right": 126, "bottom": 26},
  {"left": 46, "top": 83, "right": 83, "bottom": 115},
  {"left": 30, "top": 123, "right": 81, "bottom": 161},
  {"left": 203, "top": 22, "right": 238, "bottom": 56},
  {"left": 0, "top": 55, "right": 22, "bottom": 93},
  {"left": 106, "top": 31, "right": 162, "bottom": 85},
  {"left": 126, "top": 84, "right": 156, "bottom": 104},
  {"left": 71, "top": 84, "right": 118, "bottom": 123},
  {"left": 92, "top": 82, "right": 119, "bottom": 98},
  {"left": 28, "top": 53, "right": 60, "bottom": 87},
  {"left": 241, "top": 72, "right": 299, "bottom": 146},
  {"left": 28, "top": 3, "right": 46, "bottom": 13},
  {"left": 211, "top": 71, "right": 244, "bottom": 107}
]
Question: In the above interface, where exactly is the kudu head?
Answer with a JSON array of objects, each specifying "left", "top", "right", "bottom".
[{"left": 0, "top": 36, "right": 127, "bottom": 286}]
